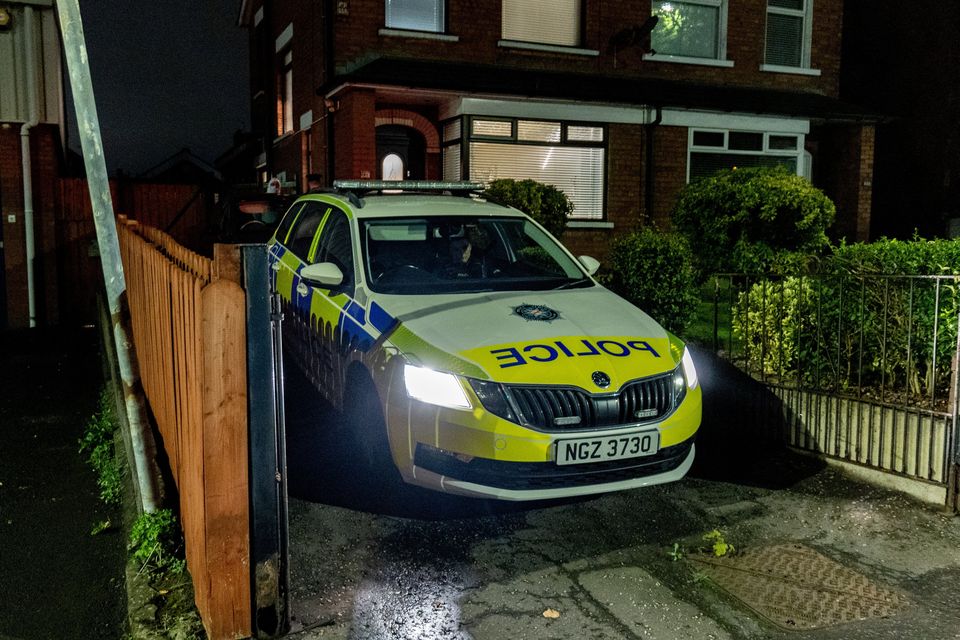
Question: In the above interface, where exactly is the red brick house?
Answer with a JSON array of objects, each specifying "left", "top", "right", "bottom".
[{"left": 238, "top": 0, "right": 875, "bottom": 259}]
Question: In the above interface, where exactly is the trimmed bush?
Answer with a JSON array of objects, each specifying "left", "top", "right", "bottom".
[
  {"left": 484, "top": 179, "right": 573, "bottom": 239},
  {"left": 671, "top": 166, "right": 835, "bottom": 277},
  {"left": 604, "top": 227, "right": 699, "bottom": 335},
  {"left": 733, "top": 237, "right": 960, "bottom": 398}
]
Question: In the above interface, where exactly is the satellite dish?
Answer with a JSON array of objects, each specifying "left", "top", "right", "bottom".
[{"left": 608, "top": 15, "right": 659, "bottom": 63}]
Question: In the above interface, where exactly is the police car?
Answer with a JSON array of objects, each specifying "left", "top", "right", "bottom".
[{"left": 268, "top": 181, "right": 701, "bottom": 501}]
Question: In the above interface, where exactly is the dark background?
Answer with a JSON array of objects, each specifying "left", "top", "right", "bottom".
[{"left": 64, "top": 0, "right": 250, "bottom": 176}]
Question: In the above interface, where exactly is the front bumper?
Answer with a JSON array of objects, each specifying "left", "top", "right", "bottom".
[
  {"left": 408, "top": 442, "right": 696, "bottom": 501},
  {"left": 381, "top": 359, "right": 702, "bottom": 500}
]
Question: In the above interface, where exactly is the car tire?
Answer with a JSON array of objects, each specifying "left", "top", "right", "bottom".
[{"left": 343, "top": 369, "right": 402, "bottom": 488}]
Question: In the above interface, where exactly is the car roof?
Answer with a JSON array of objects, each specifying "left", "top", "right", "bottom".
[{"left": 301, "top": 192, "right": 528, "bottom": 220}]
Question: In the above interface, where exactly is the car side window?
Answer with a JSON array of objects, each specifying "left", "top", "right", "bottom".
[
  {"left": 286, "top": 202, "right": 328, "bottom": 261},
  {"left": 315, "top": 209, "right": 355, "bottom": 296},
  {"left": 274, "top": 201, "right": 304, "bottom": 246}
]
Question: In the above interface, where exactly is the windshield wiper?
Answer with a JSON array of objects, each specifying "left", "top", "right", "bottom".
[{"left": 553, "top": 278, "right": 591, "bottom": 290}]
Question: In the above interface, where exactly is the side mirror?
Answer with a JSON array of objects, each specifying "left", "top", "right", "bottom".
[
  {"left": 578, "top": 255, "right": 601, "bottom": 276},
  {"left": 300, "top": 262, "right": 344, "bottom": 287}
]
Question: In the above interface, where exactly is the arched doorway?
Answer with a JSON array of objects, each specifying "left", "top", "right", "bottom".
[{"left": 376, "top": 125, "right": 426, "bottom": 180}]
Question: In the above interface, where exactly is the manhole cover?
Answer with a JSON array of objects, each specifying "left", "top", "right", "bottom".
[{"left": 690, "top": 543, "right": 908, "bottom": 630}]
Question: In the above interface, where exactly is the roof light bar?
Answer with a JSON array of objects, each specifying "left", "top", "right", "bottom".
[{"left": 333, "top": 180, "right": 486, "bottom": 191}]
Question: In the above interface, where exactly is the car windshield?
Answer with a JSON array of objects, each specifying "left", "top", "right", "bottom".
[{"left": 361, "top": 216, "right": 591, "bottom": 294}]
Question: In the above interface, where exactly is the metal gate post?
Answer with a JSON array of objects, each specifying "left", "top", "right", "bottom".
[
  {"left": 947, "top": 308, "right": 960, "bottom": 514},
  {"left": 243, "top": 244, "right": 290, "bottom": 636}
]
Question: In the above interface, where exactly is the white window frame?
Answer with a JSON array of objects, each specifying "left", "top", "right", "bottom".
[
  {"left": 500, "top": 0, "right": 583, "bottom": 49},
  {"left": 445, "top": 116, "right": 608, "bottom": 221},
  {"left": 646, "top": 0, "right": 730, "bottom": 64},
  {"left": 686, "top": 128, "right": 805, "bottom": 183},
  {"left": 384, "top": 0, "right": 445, "bottom": 34},
  {"left": 761, "top": 0, "right": 816, "bottom": 74}
]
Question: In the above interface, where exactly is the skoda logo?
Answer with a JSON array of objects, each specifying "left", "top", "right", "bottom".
[
  {"left": 592, "top": 371, "right": 611, "bottom": 389},
  {"left": 514, "top": 303, "right": 560, "bottom": 322}
]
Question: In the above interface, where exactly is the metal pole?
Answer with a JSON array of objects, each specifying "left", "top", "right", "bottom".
[
  {"left": 243, "top": 244, "right": 289, "bottom": 637},
  {"left": 20, "top": 5, "right": 39, "bottom": 328},
  {"left": 56, "top": 0, "right": 160, "bottom": 512}
]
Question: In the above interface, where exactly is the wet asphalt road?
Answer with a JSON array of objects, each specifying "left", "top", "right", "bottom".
[
  {"left": 282, "top": 357, "right": 960, "bottom": 640},
  {"left": 0, "top": 329, "right": 126, "bottom": 640}
]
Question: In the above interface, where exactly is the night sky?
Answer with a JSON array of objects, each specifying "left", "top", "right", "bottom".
[{"left": 65, "top": 0, "right": 249, "bottom": 175}]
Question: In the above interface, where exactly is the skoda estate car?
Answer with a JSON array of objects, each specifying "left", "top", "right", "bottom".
[{"left": 268, "top": 181, "right": 701, "bottom": 501}]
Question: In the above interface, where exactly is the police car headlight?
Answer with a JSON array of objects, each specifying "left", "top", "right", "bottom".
[
  {"left": 403, "top": 364, "right": 471, "bottom": 409},
  {"left": 681, "top": 346, "right": 699, "bottom": 389},
  {"left": 467, "top": 379, "right": 517, "bottom": 423}
]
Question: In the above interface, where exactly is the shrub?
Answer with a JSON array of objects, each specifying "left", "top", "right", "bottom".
[
  {"left": 826, "top": 237, "right": 960, "bottom": 397},
  {"left": 79, "top": 389, "right": 124, "bottom": 506},
  {"left": 604, "top": 227, "right": 699, "bottom": 335},
  {"left": 733, "top": 277, "right": 812, "bottom": 378},
  {"left": 129, "top": 509, "right": 186, "bottom": 574},
  {"left": 484, "top": 178, "right": 573, "bottom": 239},
  {"left": 671, "top": 166, "right": 835, "bottom": 277},
  {"left": 732, "top": 237, "right": 960, "bottom": 399}
]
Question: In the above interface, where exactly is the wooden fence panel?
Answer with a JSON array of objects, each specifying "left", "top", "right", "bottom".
[
  {"left": 55, "top": 178, "right": 215, "bottom": 326},
  {"left": 118, "top": 221, "right": 251, "bottom": 639},
  {"left": 202, "top": 280, "right": 251, "bottom": 636}
]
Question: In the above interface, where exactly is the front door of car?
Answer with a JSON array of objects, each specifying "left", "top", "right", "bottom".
[
  {"left": 301, "top": 208, "right": 361, "bottom": 399},
  {"left": 274, "top": 201, "right": 330, "bottom": 382},
  {"left": 268, "top": 201, "right": 305, "bottom": 293}
]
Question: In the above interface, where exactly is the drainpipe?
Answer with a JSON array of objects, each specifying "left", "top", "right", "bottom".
[
  {"left": 20, "top": 5, "right": 39, "bottom": 327},
  {"left": 644, "top": 105, "right": 663, "bottom": 223},
  {"left": 57, "top": 0, "right": 161, "bottom": 513}
]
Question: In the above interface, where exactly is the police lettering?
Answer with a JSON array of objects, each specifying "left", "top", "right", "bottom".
[{"left": 490, "top": 339, "right": 660, "bottom": 368}]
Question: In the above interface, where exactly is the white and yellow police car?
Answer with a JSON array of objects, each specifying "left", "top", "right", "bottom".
[{"left": 268, "top": 181, "right": 701, "bottom": 501}]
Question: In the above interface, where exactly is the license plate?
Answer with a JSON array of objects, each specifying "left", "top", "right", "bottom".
[{"left": 555, "top": 431, "right": 660, "bottom": 466}]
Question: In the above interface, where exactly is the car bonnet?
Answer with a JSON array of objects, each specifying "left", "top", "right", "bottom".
[{"left": 374, "top": 287, "right": 679, "bottom": 391}]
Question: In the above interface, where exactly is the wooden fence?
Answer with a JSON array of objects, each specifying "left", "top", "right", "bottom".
[
  {"left": 118, "top": 218, "right": 250, "bottom": 639},
  {"left": 56, "top": 178, "right": 216, "bottom": 325}
]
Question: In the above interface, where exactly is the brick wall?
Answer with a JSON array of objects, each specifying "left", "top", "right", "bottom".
[
  {"left": 561, "top": 123, "right": 691, "bottom": 262},
  {"left": 814, "top": 123, "right": 874, "bottom": 242},
  {"left": 1, "top": 124, "right": 25, "bottom": 328},
  {"left": 335, "top": 89, "right": 377, "bottom": 179},
  {"left": 0, "top": 123, "right": 61, "bottom": 328},
  {"left": 651, "top": 125, "right": 689, "bottom": 226},
  {"left": 327, "top": 0, "right": 841, "bottom": 96}
]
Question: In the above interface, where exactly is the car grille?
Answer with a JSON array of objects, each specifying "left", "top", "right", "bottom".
[{"left": 505, "top": 372, "right": 677, "bottom": 431}]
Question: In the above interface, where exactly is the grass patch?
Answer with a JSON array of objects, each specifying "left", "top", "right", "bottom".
[
  {"left": 79, "top": 389, "right": 124, "bottom": 506},
  {"left": 684, "top": 278, "right": 736, "bottom": 350},
  {"left": 129, "top": 509, "right": 187, "bottom": 575}
]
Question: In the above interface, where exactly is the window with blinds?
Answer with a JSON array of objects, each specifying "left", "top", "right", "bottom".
[
  {"left": 470, "top": 143, "right": 604, "bottom": 219},
  {"left": 765, "top": 0, "right": 809, "bottom": 67},
  {"left": 688, "top": 129, "right": 802, "bottom": 181},
  {"left": 502, "top": 0, "right": 582, "bottom": 47},
  {"left": 469, "top": 143, "right": 604, "bottom": 219},
  {"left": 442, "top": 144, "right": 461, "bottom": 181},
  {"left": 385, "top": 0, "right": 444, "bottom": 32},
  {"left": 651, "top": 0, "right": 725, "bottom": 59},
  {"left": 442, "top": 118, "right": 606, "bottom": 219}
]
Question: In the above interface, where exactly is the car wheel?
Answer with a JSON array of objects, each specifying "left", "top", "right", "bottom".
[{"left": 343, "top": 369, "right": 401, "bottom": 487}]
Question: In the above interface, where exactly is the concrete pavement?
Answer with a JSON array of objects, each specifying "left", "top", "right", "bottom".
[
  {"left": 281, "top": 347, "right": 960, "bottom": 640},
  {"left": 0, "top": 328, "right": 126, "bottom": 640},
  {"left": 284, "top": 448, "right": 960, "bottom": 640}
]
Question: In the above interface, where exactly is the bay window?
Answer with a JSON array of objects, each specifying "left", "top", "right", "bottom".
[{"left": 443, "top": 117, "right": 606, "bottom": 220}]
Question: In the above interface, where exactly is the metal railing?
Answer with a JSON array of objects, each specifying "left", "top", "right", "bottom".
[{"left": 702, "top": 273, "right": 960, "bottom": 493}]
